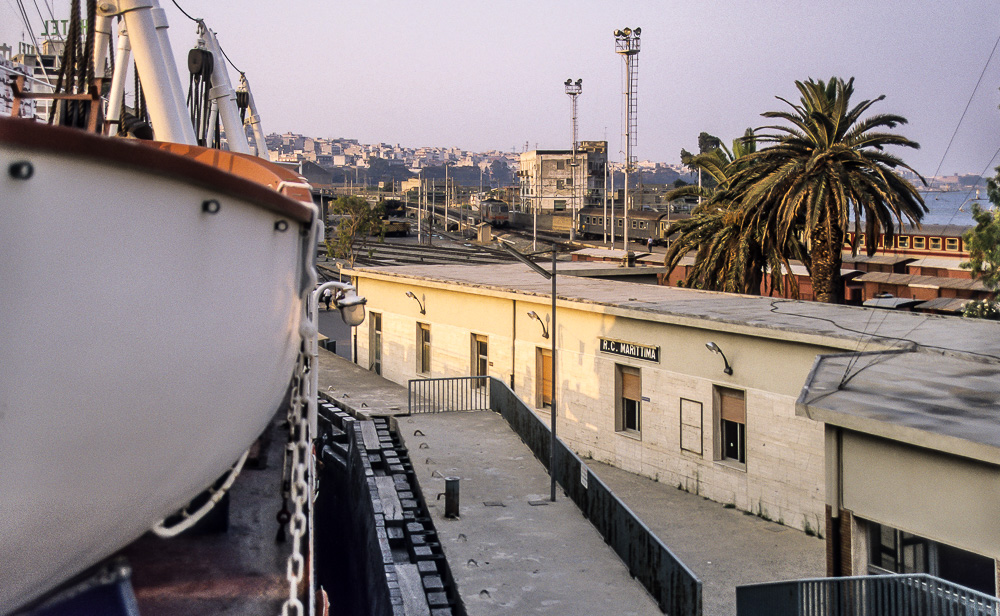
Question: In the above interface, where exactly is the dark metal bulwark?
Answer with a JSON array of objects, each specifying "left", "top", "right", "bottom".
[{"left": 736, "top": 573, "right": 1000, "bottom": 616}]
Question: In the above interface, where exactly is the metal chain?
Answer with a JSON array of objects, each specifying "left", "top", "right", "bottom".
[{"left": 281, "top": 345, "right": 311, "bottom": 616}]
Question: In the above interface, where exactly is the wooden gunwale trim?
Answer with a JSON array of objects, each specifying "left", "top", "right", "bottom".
[{"left": 0, "top": 116, "right": 313, "bottom": 224}]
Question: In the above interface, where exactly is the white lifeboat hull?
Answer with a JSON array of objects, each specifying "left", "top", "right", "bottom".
[{"left": 0, "top": 118, "right": 315, "bottom": 614}]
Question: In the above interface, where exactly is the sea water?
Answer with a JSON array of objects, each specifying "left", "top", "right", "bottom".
[{"left": 917, "top": 190, "right": 990, "bottom": 227}]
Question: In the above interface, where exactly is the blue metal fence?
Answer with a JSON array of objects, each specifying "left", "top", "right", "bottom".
[
  {"left": 736, "top": 573, "right": 1000, "bottom": 616},
  {"left": 407, "top": 376, "right": 490, "bottom": 414}
]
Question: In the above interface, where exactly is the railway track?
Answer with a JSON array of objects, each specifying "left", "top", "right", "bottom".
[{"left": 319, "top": 238, "right": 521, "bottom": 268}]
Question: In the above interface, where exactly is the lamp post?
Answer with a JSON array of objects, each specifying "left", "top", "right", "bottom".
[
  {"left": 497, "top": 239, "right": 558, "bottom": 502},
  {"left": 564, "top": 78, "right": 582, "bottom": 241},
  {"left": 614, "top": 26, "right": 641, "bottom": 250}
]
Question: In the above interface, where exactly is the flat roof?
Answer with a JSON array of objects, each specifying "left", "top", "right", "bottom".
[
  {"left": 799, "top": 351, "right": 1000, "bottom": 464},
  {"left": 349, "top": 263, "right": 1000, "bottom": 458},
  {"left": 856, "top": 271, "right": 989, "bottom": 291},
  {"left": 906, "top": 256, "right": 970, "bottom": 270},
  {"left": 914, "top": 297, "right": 973, "bottom": 313},
  {"left": 840, "top": 254, "right": 915, "bottom": 266}
]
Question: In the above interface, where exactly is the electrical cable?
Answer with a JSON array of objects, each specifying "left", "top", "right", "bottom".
[
  {"left": 928, "top": 31, "right": 1000, "bottom": 186},
  {"left": 768, "top": 299, "right": 1000, "bottom": 361},
  {"left": 836, "top": 35, "right": 1000, "bottom": 389}
]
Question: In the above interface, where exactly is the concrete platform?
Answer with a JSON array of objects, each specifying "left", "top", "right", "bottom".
[
  {"left": 319, "top": 351, "right": 825, "bottom": 615},
  {"left": 400, "top": 410, "right": 661, "bottom": 615}
]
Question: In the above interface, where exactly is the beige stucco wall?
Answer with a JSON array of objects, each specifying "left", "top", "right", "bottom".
[
  {"left": 842, "top": 430, "right": 1000, "bottom": 560},
  {"left": 353, "top": 272, "right": 832, "bottom": 532}
]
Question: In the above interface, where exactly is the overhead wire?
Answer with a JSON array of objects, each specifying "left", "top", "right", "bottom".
[
  {"left": 830, "top": 31, "right": 1000, "bottom": 390},
  {"left": 928, "top": 31, "right": 1000, "bottom": 186}
]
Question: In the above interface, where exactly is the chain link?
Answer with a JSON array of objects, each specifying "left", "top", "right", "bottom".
[{"left": 281, "top": 346, "right": 311, "bottom": 616}]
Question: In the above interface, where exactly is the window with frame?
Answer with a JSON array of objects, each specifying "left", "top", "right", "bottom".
[
  {"left": 536, "top": 347, "right": 552, "bottom": 408},
  {"left": 617, "top": 219, "right": 623, "bottom": 228},
  {"left": 716, "top": 386, "right": 745, "bottom": 465},
  {"left": 867, "top": 522, "right": 995, "bottom": 595},
  {"left": 945, "top": 238, "right": 959, "bottom": 251},
  {"left": 930, "top": 237, "right": 942, "bottom": 251},
  {"left": 898, "top": 236, "right": 910, "bottom": 249},
  {"left": 369, "top": 312, "right": 382, "bottom": 375},
  {"left": 417, "top": 323, "right": 431, "bottom": 375},
  {"left": 554, "top": 200, "right": 567, "bottom": 211},
  {"left": 556, "top": 179, "right": 565, "bottom": 189},
  {"left": 913, "top": 236, "right": 926, "bottom": 249},
  {"left": 615, "top": 364, "right": 641, "bottom": 435},
  {"left": 556, "top": 160, "right": 566, "bottom": 170},
  {"left": 472, "top": 334, "right": 488, "bottom": 385}
]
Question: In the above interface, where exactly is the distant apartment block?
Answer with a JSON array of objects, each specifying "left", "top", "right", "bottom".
[{"left": 518, "top": 141, "right": 607, "bottom": 213}]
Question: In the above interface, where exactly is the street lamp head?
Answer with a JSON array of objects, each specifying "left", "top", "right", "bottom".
[
  {"left": 405, "top": 290, "right": 426, "bottom": 314},
  {"left": 527, "top": 311, "right": 549, "bottom": 338},
  {"left": 337, "top": 292, "right": 367, "bottom": 327},
  {"left": 622, "top": 27, "right": 631, "bottom": 36},
  {"left": 614, "top": 29, "right": 622, "bottom": 37},
  {"left": 634, "top": 27, "right": 641, "bottom": 36},
  {"left": 705, "top": 342, "right": 733, "bottom": 375}
]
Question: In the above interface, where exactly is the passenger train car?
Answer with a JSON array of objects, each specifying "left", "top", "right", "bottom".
[
  {"left": 479, "top": 198, "right": 510, "bottom": 227},
  {"left": 577, "top": 207, "right": 679, "bottom": 244},
  {"left": 845, "top": 224, "right": 972, "bottom": 259}
]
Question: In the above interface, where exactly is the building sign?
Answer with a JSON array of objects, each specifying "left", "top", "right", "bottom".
[{"left": 599, "top": 338, "right": 659, "bottom": 363}]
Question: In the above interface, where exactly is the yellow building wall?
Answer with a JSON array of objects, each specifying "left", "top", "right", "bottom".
[{"left": 352, "top": 272, "right": 831, "bottom": 532}]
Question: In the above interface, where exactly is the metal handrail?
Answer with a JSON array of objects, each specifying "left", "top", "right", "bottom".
[
  {"left": 407, "top": 376, "right": 490, "bottom": 414},
  {"left": 737, "top": 573, "right": 1000, "bottom": 616}
]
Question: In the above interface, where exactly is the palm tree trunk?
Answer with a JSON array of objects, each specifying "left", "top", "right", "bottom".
[{"left": 810, "top": 219, "right": 845, "bottom": 303}]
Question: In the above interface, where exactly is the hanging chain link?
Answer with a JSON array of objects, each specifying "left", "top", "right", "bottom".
[{"left": 281, "top": 344, "right": 311, "bottom": 616}]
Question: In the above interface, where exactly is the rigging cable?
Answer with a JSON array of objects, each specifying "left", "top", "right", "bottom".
[{"left": 169, "top": 0, "right": 199, "bottom": 23}]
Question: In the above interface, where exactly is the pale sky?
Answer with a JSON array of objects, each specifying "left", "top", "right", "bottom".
[{"left": 5, "top": 1, "right": 1000, "bottom": 177}]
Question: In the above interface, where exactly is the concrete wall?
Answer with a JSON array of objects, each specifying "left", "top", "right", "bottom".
[
  {"left": 353, "top": 273, "right": 831, "bottom": 532},
  {"left": 841, "top": 430, "right": 1000, "bottom": 561}
]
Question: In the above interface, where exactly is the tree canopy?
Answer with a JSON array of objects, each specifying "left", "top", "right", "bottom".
[
  {"left": 328, "top": 196, "right": 384, "bottom": 267},
  {"left": 662, "top": 78, "right": 926, "bottom": 303},
  {"left": 960, "top": 168, "right": 1000, "bottom": 319}
]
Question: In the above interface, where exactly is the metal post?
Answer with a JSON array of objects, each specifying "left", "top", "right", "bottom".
[
  {"left": 603, "top": 159, "right": 608, "bottom": 244},
  {"left": 444, "top": 477, "right": 460, "bottom": 518},
  {"left": 550, "top": 247, "right": 557, "bottom": 502},
  {"left": 104, "top": 21, "right": 131, "bottom": 136},
  {"left": 102, "top": 1, "right": 196, "bottom": 144}
]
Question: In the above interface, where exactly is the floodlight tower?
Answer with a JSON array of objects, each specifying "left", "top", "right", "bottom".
[
  {"left": 614, "top": 26, "right": 640, "bottom": 249},
  {"left": 565, "top": 78, "right": 582, "bottom": 240}
]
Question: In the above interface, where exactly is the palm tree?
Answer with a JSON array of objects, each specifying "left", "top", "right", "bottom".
[
  {"left": 662, "top": 130, "right": 802, "bottom": 295},
  {"left": 730, "top": 77, "right": 927, "bottom": 303}
]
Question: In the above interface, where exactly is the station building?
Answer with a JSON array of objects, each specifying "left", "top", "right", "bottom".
[{"left": 346, "top": 261, "right": 1000, "bottom": 595}]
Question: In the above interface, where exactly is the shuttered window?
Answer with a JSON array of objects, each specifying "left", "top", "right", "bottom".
[
  {"left": 716, "top": 386, "right": 745, "bottom": 465},
  {"left": 719, "top": 388, "right": 745, "bottom": 423},
  {"left": 617, "top": 365, "right": 641, "bottom": 434},
  {"left": 538, "top": 348, "right": 553, "bottom": 408}
]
